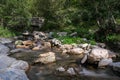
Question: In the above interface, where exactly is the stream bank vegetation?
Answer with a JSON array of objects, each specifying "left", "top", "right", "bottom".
[{"left": 0, "top": 0, "right": 120, "bottom": 51}]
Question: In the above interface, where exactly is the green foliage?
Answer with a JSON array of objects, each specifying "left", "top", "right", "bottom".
[
  {"left": 0, "top": 0, "right": 31, "bottom": 31},
  {"left": 58, "top": 36, "right": 84, "bottom": 44},
  {"left": 33, "top": 0, "right": 84, "bottom": 29},
  {"left": 106, "top": 34, "right": 120, "bottom": 42},
  {"left": 89, "top": 40, "right": 96, "bottom": 45},
  {"left": 0, "top": 0, "right": 120, "bottom": 44},
  {"left": 0, "top": 26, "right": 16, "bottom": 37},
  {"left": 56, "top": 36, "right": 96, "bottom": 45}
]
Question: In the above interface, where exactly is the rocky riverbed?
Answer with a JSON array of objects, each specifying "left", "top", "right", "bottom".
[{"left": 0, "top": 31, "right": 120, "bottom": 80}]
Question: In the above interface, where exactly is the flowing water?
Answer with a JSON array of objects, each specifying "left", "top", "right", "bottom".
[{"left": 10, "top": 50, "right": 120, "bottom": 80}]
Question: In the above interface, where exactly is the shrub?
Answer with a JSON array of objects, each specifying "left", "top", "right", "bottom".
[
  {"left": 0, "top": 26, "right": 16, "bottom": 38},
  {"left": 57, "top": 36, "right": 96, "bottom": 44},
  {"left": 106, "top": 34, "right": 120, "bottom": 42}
]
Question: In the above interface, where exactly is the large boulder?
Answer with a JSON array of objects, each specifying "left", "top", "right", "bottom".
[
  {"left": 88, "top": 48, "right": 109, "bottom": 62},
  {"left": 0, "top": 55, "right": 16, "bottom": 69},
  {"left": 0, "top": 55, "right": 29, "bottom": 80},
  {"left": 0, "top": 55, "right": 29, "bottom": 71},
  {"left": 0, "top": 43, "right": 10, "bottom": 55},
  {"left": 10, "top": 60, "right": 29, "bottom": 71},
  {"left": 0, "top": 68, "right": 29, "bottom": 80},
  {"left": 35, "top": 52, "right": 56, "bottom": 64}
]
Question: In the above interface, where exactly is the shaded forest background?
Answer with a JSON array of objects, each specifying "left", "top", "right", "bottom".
[{"left": 0, "top": 0, "right": 120, "bottom": 45}]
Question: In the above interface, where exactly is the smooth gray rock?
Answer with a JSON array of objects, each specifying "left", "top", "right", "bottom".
[
  {"left": 10, "top": 60, "right": 29, "bottom": 71},
  {"left": 0, "top": 55, "right": 29, "bottom": 71},
  {"left": 0, "top": 68, "right": 29, "bottom": 80},
  {"left": 0, "top": 55, "right": 29, "bottom": 80},
  {"left": 67, "top": 68, "right": 76, "bottom": 75},
  {"left": 0, "top": 43, "right": 10, "bottom": 55},
  {"left": 56, "top": 67, "right": 65, "bottom": 72},
  {"left": 98, "top": 58, "right": 113, "bottom": 67},
  {"left": 0, "top": 38, "right": 12, "bottom": 44},
  {"left": 0, "top": 55, "right": 16, "bottom": 69},
  {"left": 109, "top": 62, "right": 120, "bottom": 73}
]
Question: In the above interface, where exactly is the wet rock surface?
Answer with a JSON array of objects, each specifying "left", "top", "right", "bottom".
[
  {"left": 34, "top": 52, "right": 56, "bottom": 64},
  {"left": 0, "top": 43, "right": 10, "bottom": 55},
  {"left": 0, "top": 38, "right": 13, "bottom": 44},
  {"left": 98, "top": 58, "right": 113, "bottom": 67},
  {"left": 0, "top": 55, "right": 29, "bottom": 80},
  {"left": 109, "top": 62, "right": 120, "bottom": 73},
  {"left": 0, "top": 68, "right": 29, "bottom": 80},
  {"left": 88, "top": 48, "right": 109, "bottom": 62}
]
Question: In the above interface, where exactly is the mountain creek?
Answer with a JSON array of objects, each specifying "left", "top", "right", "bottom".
[
  {"left": 9, "top": 48, "right": 119, "bottom": 80},
  {"left": 0, "top": 31, "right": 120, "bottom": 80}
]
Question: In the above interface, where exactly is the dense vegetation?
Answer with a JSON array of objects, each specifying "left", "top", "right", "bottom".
[{"left": 0, "top": 0, "right": 120, "bottom": 44}]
